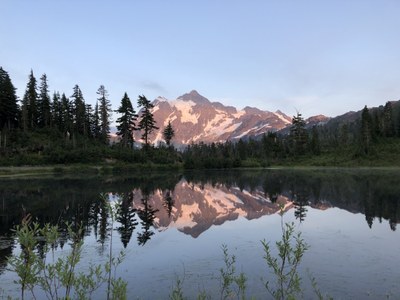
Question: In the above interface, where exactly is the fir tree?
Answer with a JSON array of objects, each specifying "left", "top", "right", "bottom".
[
  {"left": 97, "top": 85, "right": 112, "bottom": 144},
  {"left": 52, "top": 92, "right": 62, "bottom": 130},
  {"left": 37, "top": 74, "right": 51, "bottom": 128},
  {"left": 115, "top": 92, "right": 137, "bottom": 148},
  {"left": 21, "top": 70, "right": 38, "bottom": 130},
  {"left": 163, "top": 120, "right": 175, "bottom": 146},
  {"left": 137, "top": 95, "right": 158, "bottom": 147},
  {"left": 71, "top": 85, "right": 86, "bottom": 135},
  {"left": 0, "top": 67, "right": 19, "bottom": 130},
  {"left": 61, "top": 93, "right": 72, "bottom": 134},
  {"left": 359, "top": 105, "right": 373, "bottom": 155},
  {"left": 290, "top": 112, "right": 307, "bottom": 155},
  {"left": 383, "top": 101, "right": 395, "bottom": 137},
  {"left": 310, "top": 126, "right": 321, "bottom": 155},
  {"left": 93, "top": 101, "right": 101, "bottom": 140},
  {"left": 85, "top": 104, "right": 94, "bottom": 138}
]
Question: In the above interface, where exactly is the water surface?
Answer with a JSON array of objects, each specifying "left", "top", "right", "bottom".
[{"left": 0, "top": 169, "right": 399, "bottom": 299}]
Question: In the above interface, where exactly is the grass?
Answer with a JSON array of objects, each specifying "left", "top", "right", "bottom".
[{"left": 0, "top": 162, "right": 184, "bottom": 178}]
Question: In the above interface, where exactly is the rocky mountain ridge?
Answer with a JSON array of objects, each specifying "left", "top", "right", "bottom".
[{"left": 133, "top": 90, "right": 329, "bottom": 145}]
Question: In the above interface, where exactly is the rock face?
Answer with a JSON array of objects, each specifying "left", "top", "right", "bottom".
[{"left": 133, "top": 90, "right": 293, "bottom": 146}]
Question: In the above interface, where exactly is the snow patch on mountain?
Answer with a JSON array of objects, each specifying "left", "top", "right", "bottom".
[
  {"left": 233, "top": 110, "right": 246, "bottom": 118},
  {"left": 170, "top": 99, "right": 198, "bottom": 124},
  {"left": 234, "top": 126, "right": 260, "bottom": 139},
  {"left": 274, "top": 111, "right": 292, "bottom": 124},
  {"left": 171, "top": 203, "right": 199, "bottom": 229},
  {"left": 133, "top": 90, "right": 326, "bottom": 145}
]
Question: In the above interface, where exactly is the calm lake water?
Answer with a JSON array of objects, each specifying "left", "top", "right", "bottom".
[{"left": 0, "top": 169, "right": 399, "bottom": 299}]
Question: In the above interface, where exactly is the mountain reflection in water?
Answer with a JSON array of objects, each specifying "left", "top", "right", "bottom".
[
  {"left": 1, "top": 169, "right": 399, "bottom": 241},
  {"left": 0, "top": 170, "right": 399, "bottom": 282}
]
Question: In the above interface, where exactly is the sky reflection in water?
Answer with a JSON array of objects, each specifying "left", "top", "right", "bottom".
[{"left": 0, "top": 169, "right": 399, "bottom": 299}]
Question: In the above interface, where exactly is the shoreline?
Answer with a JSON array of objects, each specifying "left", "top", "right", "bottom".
[{"left": 1, "top": 163, "right": 400, "bottom": 178}]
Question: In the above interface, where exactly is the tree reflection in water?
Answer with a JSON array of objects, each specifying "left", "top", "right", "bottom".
[
  {"left": 0, "top": 169, "right": 400, "bottom": 271},
  {"left": 136, "top": 193, "right": 159, "bottom": 246},
  {"left": 163, "top": 190, "right": 174, "bottom": 218},
  {"left": 115, "top": 192, "right": 138, "bottom": 248}
]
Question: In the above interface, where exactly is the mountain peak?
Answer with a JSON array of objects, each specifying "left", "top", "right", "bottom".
[
  {"left": 134, "top": 90, "right": 295, "bottom": 145},
  {"left": 178, "top": 90, "right": 210, "bottom": 104}
]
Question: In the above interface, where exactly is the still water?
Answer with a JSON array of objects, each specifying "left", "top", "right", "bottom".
[{"left": 0, "top": 169, "right": 399, "bottom": 299}]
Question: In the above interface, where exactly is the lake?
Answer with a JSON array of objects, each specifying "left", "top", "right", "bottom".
[{"left": 0, "top": 168, "right": 399, "bottom": 299}]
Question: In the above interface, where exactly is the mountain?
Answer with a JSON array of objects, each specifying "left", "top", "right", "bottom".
[
  {"left": 130, "top": 179, "right": 294, "bottom": 238},
  {"left": 133, "top": 90, "right": 295, "bottom": 145}
]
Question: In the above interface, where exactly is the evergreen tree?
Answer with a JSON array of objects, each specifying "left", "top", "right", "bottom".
[
  {"left": 85, "top": 104, "right": 94, "bottom": 138},
  {"left": 52, "top": 92, "right": 62, "bottom": 130},
  {"left": 359, "top": 105, "right": 373, "bottom": 155},
  {"left": 163, "top": 120, "right": 175, "bottom": 146},
  {"left": 310, "top": 126, "right": 321, "bottom": 155},
  {"left": 137, "top": 95, "right": 158, "bottom": 147},
  {"left": 93, "top": 101, "right": 101, "bottom": 140},
  {"left": 383, "top": 101, "right": 395, "bottom": 137},
  {"left": 397, "top": 108, "right": 400, "bottom": 138},
  {"left": 37, "top": 74, "right": 51, "bottom": 128},
  {"left": 21, "top": 70, "right": 38, "bottom": 130},
  {"left": 97, "top": 85, "right": 112, "bottom": 144},
  {"left": 237, "top": 139, "right": 247, "bottom": 160},
  {"left": 61, "top": 93, "right": 72, "bottom": 134},
  {"left": 0, "top": 67, "right": 19, "bottom": 130},
  {"left": 372, "top": 109, "right": 381, "bottom": 138},
  {"left": 290, "top": 112, "right": 307, "bottom": 155},
  {"left": 115, "top": 92, "right": 137, "bottom": 148},
  {"left": 71, "top": 85, "right": 86, "bottom": 135},
  {"left": 261, "top": 132, "right": 282, "bottom": 160}
]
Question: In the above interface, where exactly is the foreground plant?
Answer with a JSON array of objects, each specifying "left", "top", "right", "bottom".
[
  {"left": 7, "top": 195, "right": 127, "bottom": 300},
  {"left": 261, "top": 221, "right": 309, "bottom": 300},
  {"left": 220, "top": 244, "right": 247, "bottom": 300},
  {"left": 7, "top": 215, "right": 40, "bottom": 300}
]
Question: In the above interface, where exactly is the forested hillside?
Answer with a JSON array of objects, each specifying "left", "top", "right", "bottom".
[
  {"left": 1, "top": 67, "right": 400, "bottom": 168},
  {"left": 0, "top": 67, "right": 180, "bottom": 166}
]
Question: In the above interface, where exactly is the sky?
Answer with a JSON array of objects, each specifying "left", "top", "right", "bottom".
[{"left": 1, "top": 0, "right": 400, "bottom": 119}]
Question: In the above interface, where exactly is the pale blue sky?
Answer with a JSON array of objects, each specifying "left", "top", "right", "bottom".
[{"left": 1, "top": 0, "right": 400, "bottom": 118}]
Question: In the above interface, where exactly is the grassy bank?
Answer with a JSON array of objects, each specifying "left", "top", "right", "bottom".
[{"left": 0, "top": 162, "right": 183, "bottom": 178}]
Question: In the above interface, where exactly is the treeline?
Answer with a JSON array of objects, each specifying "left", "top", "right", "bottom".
[
  {"left": 1, "top": 66, "right": 400, "bottom": 167},
  {"left": 0, "top": 67, "right": 179, "bottom": 166},
  {"left": 183, "top": 103, "right": 400, "bottom": 168}
]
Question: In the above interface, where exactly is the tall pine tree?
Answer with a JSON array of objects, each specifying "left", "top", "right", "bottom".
[
  {"left": 97, "top": 85, "right": 112, "bottom": 144},
  {"left": 163, "top": 120, "right": 175, "bottom": 146},
  {"left": 37, "top": 74, "right": 51, "bottom": 128},
  {"left": 93, "top": 101, "right": 101, "bottom": 140},
  {"left": 359, "top": 105, "right": 373, "bottom": 155},
  {"left": 71, "top": 85, "right": 86, "bottom": 135},
  {"left": 290, "top": 112, "right": 307, "bottom": 155},
  {"left": 115, "top": 92, "right": 137, "bottom": 148},
  {"left": 21, "top": 70, "right": 38, "bottom": 130},
  {"left": 383, "top": 101, "right": 395, "bottom": 137},
  {"left": 52, "top": 92, "right": 62, "bottom": 130},
  {"left": 61, "top": 93, "right": 72, "bottom": 135},
  {"left": 0, "top": 67, "right": 19, "bottom": 149},
  {"left": 137, "top": 95, "right": 158, "bottom": 147},
  {"left": 0, "top": 67, "right": 19, "bottom": 130}
]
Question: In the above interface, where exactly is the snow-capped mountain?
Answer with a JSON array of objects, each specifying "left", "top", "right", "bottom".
[
  {"left": 130, "top": 179, "right": 293, "bottom": 238},
  {"left": 133, "top": 90, "right": 293, "bottom": 145}
]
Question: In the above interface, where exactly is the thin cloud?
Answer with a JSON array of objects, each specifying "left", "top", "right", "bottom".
[{"left": 140, "top": 80, "right": 167, "bottom": 95}]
